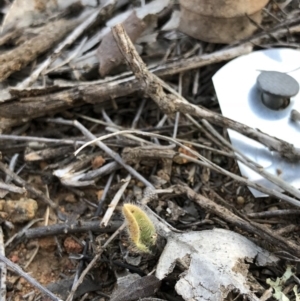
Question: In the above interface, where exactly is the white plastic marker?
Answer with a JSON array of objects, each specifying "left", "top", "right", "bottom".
[{"left": 213, "top": 48, "right": 300, "bottom": 197}]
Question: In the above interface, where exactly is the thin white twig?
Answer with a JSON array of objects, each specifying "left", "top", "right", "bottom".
[
  {"left": 101, "top": 174, "right": 131, "bottom": 227},
  {"left": 0, "top": 227, "right": 6, "bottom": 301}
]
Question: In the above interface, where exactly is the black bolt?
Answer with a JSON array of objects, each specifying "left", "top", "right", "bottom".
[{"left": 257, "top": 71, "right": 299, "bottom": 110}]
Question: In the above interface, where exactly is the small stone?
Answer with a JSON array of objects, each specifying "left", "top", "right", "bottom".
[
  {"left": 92, "top": 156, "right": 105, "bottom": 169},
  {"left": 268, "top": 206, "right": 278, "bottom": 212},
  {"left": 236, "top": 196, "right": 245, "bottom": 205},
  {"left": 65, "top": 194, "right": 77, "bottom": 203},
  {"left": 0, "top": 212, "right": 8, "bottom": 219},
  {"left": 136, "top": 181, "right": 145, "bottom": 188},
  {"left": 10, "top": 254, "right": 19, "bottom": 263},
  {"left": 39, "top": 237, "right": 56, "bottom": 251},
  {"left": 0, "top": 200, "right": 5, "bottom": 211},
  {"left": 64, "top": 237, "right": 83, "bottom": 254},
  {"left": 4, "top": 198, "right": 38, "bottom": 223},
  {"left": 15, "top": 282, "right": 23, "bottom": 292}
]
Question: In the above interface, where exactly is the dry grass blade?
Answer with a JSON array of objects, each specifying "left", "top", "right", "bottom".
[{"left": 101, "top": 174, "right": 131, "bottom": 227}]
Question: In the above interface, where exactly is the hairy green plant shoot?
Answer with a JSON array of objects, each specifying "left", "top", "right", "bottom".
[{"left": 122, "top": 204, "right": 157, "bottom": 253}]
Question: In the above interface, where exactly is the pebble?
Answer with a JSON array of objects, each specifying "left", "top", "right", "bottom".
[
  {"left": 4, "top": 198, "right": 38, "bottom": 223},
  {"left": 236, "top": 196, "right": 245, "bottom": 205},
  {"left": 268, "top": 206, "right": 278, "bottom": 211},
  {"left": 64, "top": 237, "right": 83, "bottom": 254},
  {"left": 38, "top": 237, "right": 56, "bottom": 251}
]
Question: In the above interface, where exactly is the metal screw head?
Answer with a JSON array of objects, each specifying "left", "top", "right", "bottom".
[{"left": 257, "top": 71, "right": 299, "bottom": 110}]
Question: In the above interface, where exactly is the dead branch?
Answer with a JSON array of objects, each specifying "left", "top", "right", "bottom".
[
  {"left": 19, "top": 0, "right": 117, "bottom": 89},
  {"left": 24, "top": 220, "right": 122, "bottom": 240},
  {"left": 0, "top": 181, "right": 25, "bottom": 194},
  {"left": 0, "top": 45, "right": 251, "bottom": 130},
  {"left": 172, "top": 184, "right": 300, "bottom": 257},
  {"left": 111, "top": 23, "right": 300, "bottom": 161},
  {"left": 78, "top": 130, "right": 300, "bottom": 207}
]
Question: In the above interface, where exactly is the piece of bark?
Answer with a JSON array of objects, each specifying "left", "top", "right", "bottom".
[
  {"left": 47, "top": 278, "right": 104, "bottom": 300},
  {"left": 110, "top": 275, "right": 161, "bottom": 301},
  {"left": 97, "top": 11, "right": 146, "bottom": 77}
]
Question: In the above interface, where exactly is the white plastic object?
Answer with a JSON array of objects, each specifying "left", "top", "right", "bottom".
[{"left": 213, "top": 48, "right": 300, "bottom": 197}]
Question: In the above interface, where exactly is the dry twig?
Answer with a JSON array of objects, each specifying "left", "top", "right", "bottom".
[
  {"left": 171, "top": 184, "right": 300, "bottom": 257},
  {"left": 0, "top": 162, "right": 57, "bottom": 209},
  {"left": 0, "top": 254, "right": 61, "bottom": 301},
  {"left": 0, "top": 227, "right": 6, "bottom": 301}
]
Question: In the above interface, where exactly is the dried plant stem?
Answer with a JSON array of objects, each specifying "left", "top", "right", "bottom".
[
  {"left": 0, "top": 227, "right": 6, "bottom": 301},
  {"left": 65, "top": 222, "right": 126, "bottom": 301},
  {"left": 172, "top": 184, "right": 300, "bottom": 257},
  {"left": 0, "top": 181, "right": 25, "bottom": 194},
  {"left": 101, "top": 174, "right": 131, "bottom": 227},
  {"left": 18, "top": 0, "right": 116, "bottom": 88},
  {"left": 75, "top": 130, "right": 300, "bottom": 208},
  {"left": 200, "top": 119, "right": 300, "bottom": 200}
]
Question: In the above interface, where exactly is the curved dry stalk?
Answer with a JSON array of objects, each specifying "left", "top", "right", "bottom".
[
  {"left": 47, "top": 118, "right": 154, "bottom": 188},
  {"left": 74, "top": 129, "right": 300, "bottom": 207},
  {"left": 101, "top": 174, "right": 131, "bottom": 227}
]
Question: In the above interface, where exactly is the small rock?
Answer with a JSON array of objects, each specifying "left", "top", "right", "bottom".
[
  {"left": 0, "top": 200, "right": 5, "bottom": 211},
  {"left": 268, "top": 206, "right": 278, "bottom": 212},
  {"left": 92, "top": 156, "right": 105, "bottom": 169},
  {"left": 0, "top": 212, "right": 8, "bottom": 219},
  {"left": 9, "top": 254, "right": 19, "bottom": 263},
  {"left": 236, "top": 196, "right": 245, "bottom": 205},
  {"left": 4, "top": 198, "right": 38, "bottom": 223},
  {"left": 64, "top": 237, "right": 83, "bottom": 254},
  {"left": 39, "top": 237, "right": 56, "bottom": 251},
  {"left": 136, "top": 181, "right": 145, "bottom": 188},
  {"left": 65, "top": 194, "right": 77, "bottom": 203}
]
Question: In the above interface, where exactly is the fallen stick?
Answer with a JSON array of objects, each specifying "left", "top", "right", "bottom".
[
  {"left": 111, "top": 23, "right": 300, "bottom": 161},
  {"left": 172, "top": 184, "right": 300, "bottom": 257},
  {"left": 0, "top": 45, "right": 251, "bottom": 130}
]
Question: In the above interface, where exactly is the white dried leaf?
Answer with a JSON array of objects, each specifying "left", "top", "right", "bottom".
[
  {"left": 136, "top": 0, "right": 170, "bottom": 19},
  {"left": 267, "top": 266, "right": 294, "bottom": 301},
  {"left": 156, "top": 228, "right": 278, "bottom": 301},
  {"left": 161, "top": 10, "right": 180, "bottom": 31},
  {"left": 53, "top": 166, "right": 94, "bottom": 187},
  {"left": 106, "top": 0, "right": 170, "bottom": 28}
]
